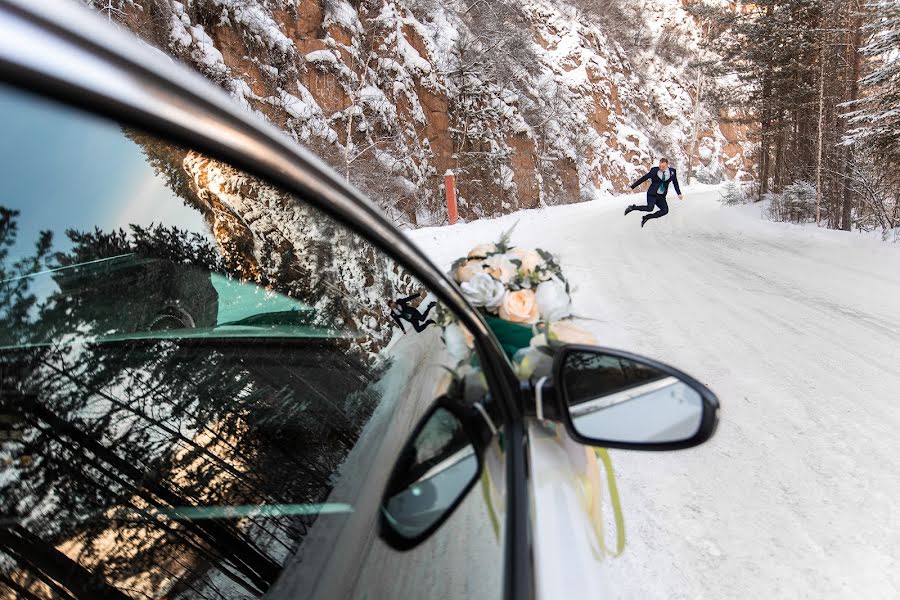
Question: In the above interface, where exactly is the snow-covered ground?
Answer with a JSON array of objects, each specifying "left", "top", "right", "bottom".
[{"left": 409, "top": 185, "right": 900, "bottom": 599}]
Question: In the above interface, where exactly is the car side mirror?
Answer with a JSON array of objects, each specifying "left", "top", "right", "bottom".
[
  {"left": 379, "top": 396, "right": 491, "bottom": 551},
  {"left": 552, "top": 345, "right": 719, "bottom": 450}
]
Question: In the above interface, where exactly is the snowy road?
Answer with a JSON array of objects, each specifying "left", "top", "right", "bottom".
[{"left": 409, "top": 185, "right": 900, "bottom": 599}]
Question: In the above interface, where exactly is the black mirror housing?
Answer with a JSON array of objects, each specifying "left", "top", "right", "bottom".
[
  {"left": 550, "top": 345, "right": 720, "bottom": 451},
  {"left": 378, "top": 396, "right": 492, "bottom": 551}
]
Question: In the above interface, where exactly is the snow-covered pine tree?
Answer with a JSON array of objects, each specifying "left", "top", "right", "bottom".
[
  {"left": 788, "top": 181, "right": 817, "bottom": 222},
  {"left": 768, "top": 180, "right": 817, "bottom": 223},
  {"left": 719, "top": 180, "right": 744, "bottom": 206},
  {"left": 844, "top": 0, "right": 900, "bottom": 167}
]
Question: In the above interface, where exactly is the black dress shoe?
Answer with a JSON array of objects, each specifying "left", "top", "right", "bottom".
[
  {"left": 624, "top": 205, "right": 635, "bottom": 216},
  {"left": 641, "top": 215, "right": 650, "bottom": 228}
]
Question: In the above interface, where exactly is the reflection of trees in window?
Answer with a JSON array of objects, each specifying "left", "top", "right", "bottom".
[
  {"left": 33, "top": 225, "right": 223, "bottom": 343},
  {"left": 563, "top": 353, "right": 664, "bottom": 406},
  {"left": 0, "top": 209, "right": 384, "bottom": 598},
  {"left": 126, "top": 130, "right": 418, "bottom": 357},
  {"left": 0, "top": 207, "right": 53, "bottom": 348}
]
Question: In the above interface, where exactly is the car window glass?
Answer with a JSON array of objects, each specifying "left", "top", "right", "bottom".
[{"left": 0, "top": 83, "right": 503, "bottom": 599}]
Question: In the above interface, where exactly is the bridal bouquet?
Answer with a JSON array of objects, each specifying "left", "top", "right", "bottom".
[
  {"left": 440, "top": 231, "right": 621, "bottom": 557},
  {"left": 443, "top": 227, "right": 595, "bottom": 363}
]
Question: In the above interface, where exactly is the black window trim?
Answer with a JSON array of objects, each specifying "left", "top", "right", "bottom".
[{"left": 0, "top": 1, "right": 532, "bottom": 599}]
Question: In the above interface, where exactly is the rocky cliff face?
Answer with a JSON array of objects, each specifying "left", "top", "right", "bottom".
[{"left": 87, "top": 0, "right": 754, "bottom": 226}]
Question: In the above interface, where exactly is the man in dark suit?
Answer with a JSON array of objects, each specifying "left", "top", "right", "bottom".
[
  {"left": 389, "top": 291, "right": 437, "bottom": 333},
  {"left": 624, "top": 158, "right": 683, "bottom": 227}
]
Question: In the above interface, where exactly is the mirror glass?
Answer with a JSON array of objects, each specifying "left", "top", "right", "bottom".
[
  {"left": 561, "top": 350, "right": 704, "bottom": 443},
  {"left": 382, "top": 407, "right": 479, "bottom": 540}
]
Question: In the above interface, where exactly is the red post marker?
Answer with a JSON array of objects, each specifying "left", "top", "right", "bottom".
[{"left": 444, "top": 170, "right": 458, "bottom": 225}]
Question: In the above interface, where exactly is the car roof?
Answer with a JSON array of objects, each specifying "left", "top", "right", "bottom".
[{"left": 0, "top": 0, "right": 519, "bottom": 400}]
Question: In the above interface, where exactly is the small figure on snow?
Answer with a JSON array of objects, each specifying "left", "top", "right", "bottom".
[
  {"left": 624, "top": 158, "right": 683, "bottom": 227},
  {"left": 389, "top": 291, "right": 437, "bottom": 333}
]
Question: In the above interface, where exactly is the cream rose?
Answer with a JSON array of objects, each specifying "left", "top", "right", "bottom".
[
  {"left": 482, "top": 254, "right": 517, "bottom": 284},
  {"left": 454, "top": 259, "right": 484, "bottom": 283},
  {"left": 467, "top": 243, "right": 498, "bottom": 259},
  {"left": 547, "top": 320, "right": 597, "bottom": 345},
  {"left": 508, "top": 247, "right": 545, "bottom": 275},
  {"left": 498, "top": 289, "right": 540, "bottom": 324},
  {"left": 535, "top": 277, "right": 572, "bottom": 322},
  {"left": 460, "top": 272, "right": 506, "bottom": 312}
]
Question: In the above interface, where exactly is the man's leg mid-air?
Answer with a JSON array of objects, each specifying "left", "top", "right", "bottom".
[
  {"left": 625, "top": 194, "right": 658, "bottom": 216},
  {"left": 410, "top": 317, "right": 436, "bottom": 333},
  {"left": 641, "top": 198, "right": 669, "bottom": 227}
]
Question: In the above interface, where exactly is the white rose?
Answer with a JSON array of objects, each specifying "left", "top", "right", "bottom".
[
  {"left": 535, "top": 277, "right": 572, "bottom": 322},
  {"left": 444, "top": 322, "right": 475, "bottom": 361},
  {"left": 508, "top": 247, "right": 545, "bottom": 275},
  {"left": 547, "top": 320, "right": 597, "bottom": 345},
  {"left": 482, "top": 254, "right": 517, "bottom": 284},
  {"left": 468, "top": 243, "right": 498, "bottom": 258},
  {"left": 498, "top": 289, "right": 540, "bottom": 324},
  {"left": 454, "top": 259, "right": 483, "bottom": 283},
  {"left": 460, "top": 272, "right": 506, "bottom": 312}
]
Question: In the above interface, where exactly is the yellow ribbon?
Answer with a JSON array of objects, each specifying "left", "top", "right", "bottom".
[{"left": 594, "top": 447, "right": 626, "bottom": 557}]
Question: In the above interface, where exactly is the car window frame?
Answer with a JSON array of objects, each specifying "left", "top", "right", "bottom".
[{"left": 0, "top": 1, "right": 532, "bottom": 599}]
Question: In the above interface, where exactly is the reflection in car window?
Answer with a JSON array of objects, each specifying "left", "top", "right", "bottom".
[
  {"left": 0, "top": 84, "right": 502, "bottom": 598},
  {"left": 563, "top": 352, "right": 666, "bottom": 406}
]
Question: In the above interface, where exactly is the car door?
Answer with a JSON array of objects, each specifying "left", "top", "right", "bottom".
[{"left": 0, "top": 4, "right": 521, "bottom": 598}]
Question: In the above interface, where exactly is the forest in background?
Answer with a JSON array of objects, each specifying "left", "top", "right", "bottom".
[{"left": 695, "top": 0, "right": 899, "bottom": 239}]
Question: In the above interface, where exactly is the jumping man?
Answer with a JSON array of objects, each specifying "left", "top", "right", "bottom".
[
  {"left": 389, "top": 292, "right": 437, "bottom": 333},
  {"left": 624, "top": 158, "right": 683, "bottom": 227}
]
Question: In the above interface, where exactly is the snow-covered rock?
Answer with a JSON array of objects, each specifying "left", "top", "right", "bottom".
[{"left": 85, "top": 0, "right": 755, "bottom": 226}]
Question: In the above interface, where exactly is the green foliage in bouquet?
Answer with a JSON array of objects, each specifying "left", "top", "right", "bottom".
[{"left": 484, "top": 315, "right": 534, "bottom": 360}]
